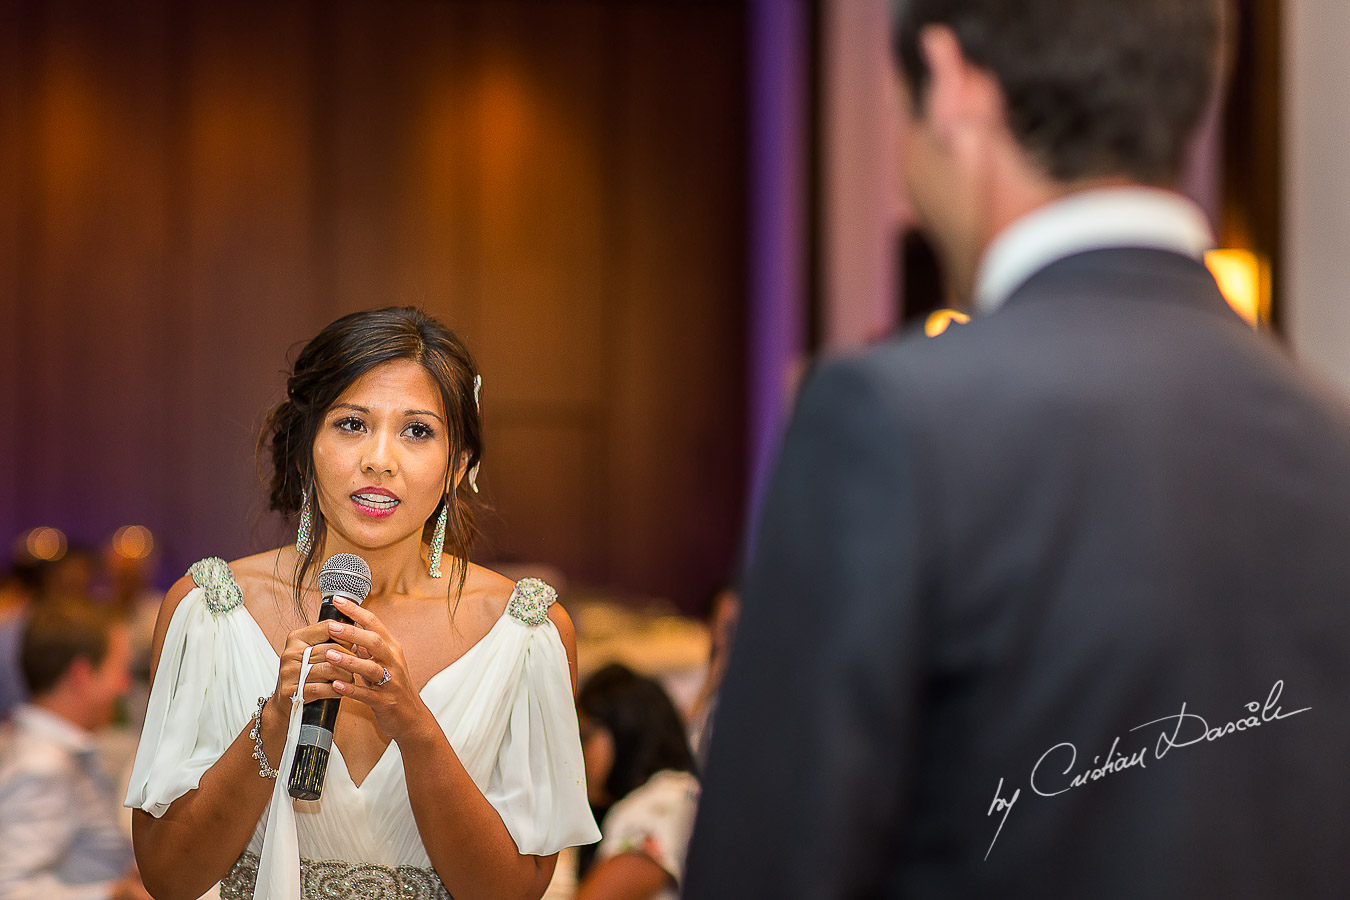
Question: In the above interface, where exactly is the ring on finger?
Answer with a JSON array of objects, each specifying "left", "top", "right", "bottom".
[{"left": 375, "top": 666, "right": 391, "bottom": 687}]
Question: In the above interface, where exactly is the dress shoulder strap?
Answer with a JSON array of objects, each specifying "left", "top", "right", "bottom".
[
  {"left": 187, "top": 557, "right": 244, "bottom": 616},
  {"left": 506, "top": 577, "right": 558, "bottom": 627}
]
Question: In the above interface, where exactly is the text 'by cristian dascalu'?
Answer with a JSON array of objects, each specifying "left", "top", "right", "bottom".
[{"left": 983, "top": 679, "right": 1310, "bottom": 860}]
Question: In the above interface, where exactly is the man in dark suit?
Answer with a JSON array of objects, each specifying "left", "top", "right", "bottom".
[{"left": 684, "top": 1, "right": 1350, "bottom": 897}]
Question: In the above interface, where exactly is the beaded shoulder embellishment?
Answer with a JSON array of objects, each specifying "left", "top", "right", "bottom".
[
  {"left": 187, "top": 557, "right": 244, "bottom": 616},
  {"left": 506, "top": 577, "right": 557, "bottom": 627}
]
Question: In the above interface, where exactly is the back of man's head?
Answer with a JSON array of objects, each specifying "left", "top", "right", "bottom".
[
  {"left": 891, "top": 0, "right": 1223, "bottom": 185},
  {"left": 21, "top": 604, "right": 115, "bottom": 699}
]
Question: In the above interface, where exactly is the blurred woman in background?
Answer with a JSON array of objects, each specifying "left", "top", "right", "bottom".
[{"left": 576, "top": 663, "right": 700, "bottom": 900}]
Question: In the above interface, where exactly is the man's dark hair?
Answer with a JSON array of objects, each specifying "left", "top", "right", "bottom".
[
  {"left": 20, "top": 604, "right": 114, "bottom": 697},
  {"left": 891, "top": 0, "right": 1222, "bottom": 184}
]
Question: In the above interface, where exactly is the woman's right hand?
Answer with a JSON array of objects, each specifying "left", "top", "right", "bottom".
[{"left": 270, "top": 620, "right": 357, "bottom": 718}]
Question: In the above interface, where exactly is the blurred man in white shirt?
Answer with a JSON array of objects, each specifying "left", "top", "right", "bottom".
[{"left": 0, "top": 605, "right": 149, "bottom": 900}]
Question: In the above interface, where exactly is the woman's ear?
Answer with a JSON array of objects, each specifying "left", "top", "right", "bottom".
[{"left": 450, "top": 452, "right": 470, "bottom": 489}]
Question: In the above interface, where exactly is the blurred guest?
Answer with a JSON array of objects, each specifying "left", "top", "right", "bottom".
[
  {"left": 0, "top": 559, "right": 47, "bottom": 722},
  {"left": 684, "top": 583, "right": 740, "bottom": 765},
  {"left": 43, "top": 545, "right": 97, "bottom": 607},
  {"left": 577, "top": 664, "right": 699, "bottom": 900},
  {"left": 0, "top": 605, "right": 149, "bottom": 899},
  {"left": 687, "top": 0, "right": 1350, "bottom": 897}
]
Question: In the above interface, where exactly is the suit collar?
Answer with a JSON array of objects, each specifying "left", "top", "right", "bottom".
[{"left": 974, "top": 187, "right": 1214, "bottom": 316}]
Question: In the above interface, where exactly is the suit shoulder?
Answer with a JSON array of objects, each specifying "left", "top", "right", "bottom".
[{"left": 799, "top": 327, "right": 991, "bottom": 429}]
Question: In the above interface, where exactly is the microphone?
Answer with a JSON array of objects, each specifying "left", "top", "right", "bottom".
[{"left": 287, "top": 552, "right": 372, "bottom": 800}]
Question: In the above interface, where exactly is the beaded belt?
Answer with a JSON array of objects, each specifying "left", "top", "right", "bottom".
[{"left": 219, "top": 851, "right": 452, "bottom": 900}]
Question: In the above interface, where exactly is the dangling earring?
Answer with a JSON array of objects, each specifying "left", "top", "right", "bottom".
[
  {"left": 296, "top": 491, "right": 314, "bottom": 555},
  {"left": 428, "top": 499, "right": 448, "bottom": 578}
]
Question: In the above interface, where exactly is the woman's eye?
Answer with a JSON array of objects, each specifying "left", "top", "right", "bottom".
[
  {"left": 405, "top": 422, "right": 435, "bottom": 440},
  {"left": 335, "top": 417, "right": 365, "bottom": 433}
]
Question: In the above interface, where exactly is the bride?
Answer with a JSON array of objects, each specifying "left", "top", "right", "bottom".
[{"left": 125, "top": 307, "right": 599, "bottom": 900}]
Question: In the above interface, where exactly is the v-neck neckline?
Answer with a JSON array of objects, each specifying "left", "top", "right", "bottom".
[{"left": 227, "top": 585, "right": 518, "bottom": 789}]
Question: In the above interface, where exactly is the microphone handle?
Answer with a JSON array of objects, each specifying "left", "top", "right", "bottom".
[{"left": 287, "top": 597, "right": 353, "bottom": 800}]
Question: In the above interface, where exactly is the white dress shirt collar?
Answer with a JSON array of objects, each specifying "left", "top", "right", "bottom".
[
  {"left": 973, "top": 186, "right": 1215, "bottom": 316},
  {"left": 13, "top": 703, "right": 95, "bottom": 755}
]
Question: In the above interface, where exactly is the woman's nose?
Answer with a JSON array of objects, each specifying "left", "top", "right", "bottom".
[{"left": 360, "top": 433, "right": 397, "bottom": 475}]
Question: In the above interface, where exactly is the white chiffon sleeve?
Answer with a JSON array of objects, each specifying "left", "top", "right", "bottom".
[
  {"left": 124, "top": 559, "right": 276, "bottom": 818},
  {"left": 482, "top": 580, "right": 601, "bottom": 856}
]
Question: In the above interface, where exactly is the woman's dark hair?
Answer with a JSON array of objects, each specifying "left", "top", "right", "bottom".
[
  {"left": 578, "top": 663, "right": 698, "bottom": 804},
  {"left": 257, "top": 307, "right": 483, "bottom": 614},
  {"left": 891, "top": 0, "right": 1221, "bottom": 184}
]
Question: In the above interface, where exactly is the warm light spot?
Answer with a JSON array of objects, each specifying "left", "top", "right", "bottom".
[
  {"left": 24, "top": 527, "right": 68, "bottom": 562},
  {"left": 477, "top": 61, "right": 536, "bottom": 191},
  {"left": 39, "top": 48, "right": 100, "bottom": 191},
  {"left": 925, "top": 308, "right": 971, "bottom": 337},
  {"left": 1205, "top": 249, "right": 1269, "bottom": 327},
  {"left": 112, "top": 525, "right": 155, "bottom": 561}
]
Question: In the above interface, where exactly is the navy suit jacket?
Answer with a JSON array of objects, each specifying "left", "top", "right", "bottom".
[{"left": 684, "top": 249, "right": 1350, "bottom": 898}]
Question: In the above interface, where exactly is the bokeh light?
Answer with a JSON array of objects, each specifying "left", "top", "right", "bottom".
[
  {"left": 21, "top": 526, "right": 68, "bottom": 562},
  {"left": 111, "top": 525, "right": 156, "bottom": 561}
]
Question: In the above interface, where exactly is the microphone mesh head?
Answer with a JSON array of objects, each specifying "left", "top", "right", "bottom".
[{"left": 318, "top": 553, "right": 372, "bottom": 605}]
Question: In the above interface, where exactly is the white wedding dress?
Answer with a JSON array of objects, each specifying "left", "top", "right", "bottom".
[{"left": 125, "top": 558, "right": 600, "bottom": 900}]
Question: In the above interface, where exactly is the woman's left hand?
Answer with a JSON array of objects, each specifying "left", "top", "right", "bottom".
[{"left": 321, "top": 595, "right": 431, "bottom": 742}]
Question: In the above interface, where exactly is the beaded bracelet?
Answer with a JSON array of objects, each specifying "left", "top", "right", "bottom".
[{"left": 250, "top": 696, "right": 278, "bottom": 779}]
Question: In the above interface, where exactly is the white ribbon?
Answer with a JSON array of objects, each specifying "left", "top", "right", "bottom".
[{"left": 253, "top": 645, "right": 317, "bottom": 900}]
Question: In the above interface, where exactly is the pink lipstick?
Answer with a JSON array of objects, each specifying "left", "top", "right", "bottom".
[{"left": 350, "top": 487, "right": 400, "bottom": 519}]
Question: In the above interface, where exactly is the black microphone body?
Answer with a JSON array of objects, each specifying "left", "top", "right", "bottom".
[
  {"left": 288, "top": 553, "right": 372, "bottom": 801},
  {"left": 287, "top": 599, "right": 353, "bottom": 800}
]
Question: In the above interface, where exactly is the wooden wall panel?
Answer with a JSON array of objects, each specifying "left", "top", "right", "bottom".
[
  {"left": 0, "top": 0, "right": 21, "bottom": 550},
  {"left": 466, "top": 2, "right": 615, "bottom": 586},
  {"left": 180, "top": 1, "right": 318, "bottom": 559},
  {"left": 608, "top": 2, "right": 748, "bottom": 605},
  {"left": 479, "top": 421, "right": 606, "bottom": 581},
  {"left": 19, "top": 0, "right": 176, "bottom": 552},
  {"left": 469, "top": 0, "right": 610, "bottom": 411},
  {"left": 324, "top": 0, "right": 478, "bottom": 319}
]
